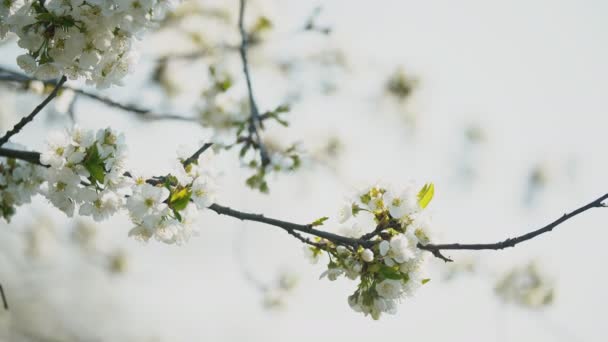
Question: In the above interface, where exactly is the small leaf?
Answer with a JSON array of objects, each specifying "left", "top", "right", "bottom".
[
  {"left": 252, "top": 16, "right": 273, "bottom": 33},
  {"left": 421, "top": 278, "right": 431, "bottom": 285},
  {"left": 417, "top": 182, "right": 435, "bottom": 209},
  {"left": 83, "top": 144, "right": 105, "bottom": 184},
  {"left": 169, "top": 187, "right": 191, "bottom": 211},
  {"left": 379, "top": 265, "right": 402, "bottom": 280},
  {"left": 173, "top": 209, "right": 182, "bottom": 222},
  {"left": 311, "top": 217, "right": 329, "bottom": 227}
]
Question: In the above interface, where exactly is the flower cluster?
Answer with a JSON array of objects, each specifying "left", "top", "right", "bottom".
[
  {"left": 126, "top": 146, "right": 217, "bottom": 244},
  {"left": 1, "top": 0, "right": 178, "bottom": 87},
  {"left": 40, "top": 125, "right": 128, "bottom": 218},
  {"left": 1, "top": 125, "right": 218, "bottom": 246},
  {"left": 0, "top": 143, "right": 46, "bottom": 221},
  {"left": 306, "top": 183, "right": 435, "bottom": 320}
]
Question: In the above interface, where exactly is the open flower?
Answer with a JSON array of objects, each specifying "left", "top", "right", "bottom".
[
  {"left": 40, "top": 131, "right": 72, "bottom": 168},
  {"left": 191, "top": 176, "right": 216, "bottom": 209},
  {"left": 79, "top": 190, "right": 123, "bottom": 221},
  {"left": 126, "top": 183, "right": 170, "bottom": 224},
  {"left": 379, "top": 234, "right": 417, "bottom": 266},
  {"left": 385, "top": 186, "right": 419, "bottom": 220},
  {"left": 375, "top": 279, "right": 403, "bottom": 299}
]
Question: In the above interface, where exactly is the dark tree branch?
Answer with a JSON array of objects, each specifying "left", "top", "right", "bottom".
[
  {"left": 0, "top": 147, "right": 47, "bottom": 166},
  {"left": 0, "top": 283, "right": 7, "bottom": 310},
  {"left": 0, "top": 66, "right": 194, "bottom": 122},
  {"left": 72, "top": 88, "right": 192, "bottom": 122},
  {"left": 182, "top": 142, "right": 213, "bottom": 167},
  {"left": 2, "top": 147, "right": 607, "bottom": 261},
  {"left": 237, "top": 0, "right": 270, "bottom": 167},
  {"left": 417, "top": 192, "right": 608, "bottom": 261},
  {"left": 0, "top": 75, "right": 67, "bottom": 148},
  {"left": 208, "top": 203, "right": 359, "bottom": 247}
]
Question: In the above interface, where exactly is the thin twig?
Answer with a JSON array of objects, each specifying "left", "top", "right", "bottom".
[
  {"left": 182, "top": 142, "right": 213, "bottom": 167},
  {"left": 418, "top": 193, "right": 608, "bottom": 261},
  {"left": 72, "top": 88, "right": 192, "bottom": 122},
  {"left": 0, "top": 75, "right": 67, "bottom": 147},
  {"left": 0, "top": 66, "right": 194, "bottom": 122},
  {"left": 66, "top": 93, "right": 78, "bottom": 124},
  {"left": 237, "top": 0, "right": 270, "bottom": 167}
]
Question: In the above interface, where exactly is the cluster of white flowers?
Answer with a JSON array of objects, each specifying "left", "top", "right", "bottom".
[
  {"left": 306, "top": 183, "right": 435, "bottom": 320},
  {"left": 1, "top": 0, "right": 179, "bottom": 87},
  {"left": 40, "top": 125, "right": 128, "bottom": 218},
  {"left": 0, "top": 143, "right": 46, "bottom": 221},
  {"left": 126, "top": 145, "right": 217, "bottom": 244},
  {"left": 18, "top": 125, "right": 217, "bottom": 245}
]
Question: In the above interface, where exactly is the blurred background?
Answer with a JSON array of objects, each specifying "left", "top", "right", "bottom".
[{"left": 1, "top": 0, "right": 608, "bottom": 340}]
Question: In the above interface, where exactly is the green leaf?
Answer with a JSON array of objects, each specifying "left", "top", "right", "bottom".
[
  {"left": 173, "top": 209, "right": 182, "bottom": 222},
  {"left": 83, "top": 144, "right": 105, "bottom": 184},
  {"left": 421, "top": 278, "right": 431, "bottom": 285},
  {"left": 35, "top": 13, "right": 54, "bottom": 22},
  {"left": 379, "top": 265, "right": 402, "bottom": 280},
  {"left": 252, "top": 16, "right": 273, "bottom": 33},
  {"left": 417, "top": 182, "right": 435, "bottom": 209},
  {"left": 311, "top": 217, "right": 329, "bottom": 227},
  {"left": 169, "top": 187, "right": 191, "bottom": 211}
]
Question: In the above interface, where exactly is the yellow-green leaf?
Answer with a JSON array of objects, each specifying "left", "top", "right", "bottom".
[
  {"left": 417, "top": 182, "right": 435, "bottom": 209},
  {"left": 311, "top": 217, "right": 329, "bottom": 226},
  {"left": 169, "top": 187, "right": 191, "bottom": 211}
]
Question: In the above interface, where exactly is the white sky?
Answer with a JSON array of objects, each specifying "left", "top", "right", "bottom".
[{"left": 1, "top": 0, "right": 608, "bottom": 341}]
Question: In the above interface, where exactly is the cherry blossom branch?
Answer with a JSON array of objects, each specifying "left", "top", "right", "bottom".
[
  {"left": 238, "top": 0, "right": 270, "bottom": 167},
  {"left": 1, "top": 146, "right": 607, "bottom": 261},
  {"left": 0, "top": 75, "right": 67, "bottom": 148}
]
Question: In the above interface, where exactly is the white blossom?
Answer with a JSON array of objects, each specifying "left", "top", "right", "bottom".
[
  {"left": 361, "top": 248, "right": 374, "bottom": 262},
  {"left": 380, "top": 234, "right": 417, "bottom": 266},
  {"left": 338, "top": 202, "right": 352, "bottom": 223},
  {"left": 79, "top": 190, "right": 122, "bottom": 221},
  {"left": 320, "top": 267, "right": 343, "bottom": 281},
  {"left": 385, "top": 186, "right": 419, "bottom": 220},
  {"left": 40, "top": 131, "right": 72, "bottom": 168},
  {"left": 191, "top": 176, "right": 216, "bottom": 209},
  {"left": 3, "top": 0, "right": 180, "bottom": 87},
  {"left": 126, "top": 183, "right": 169, "bottom": 225},
  {"left": 375, "top": 279, "right": 403, "bottom": 299}
]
